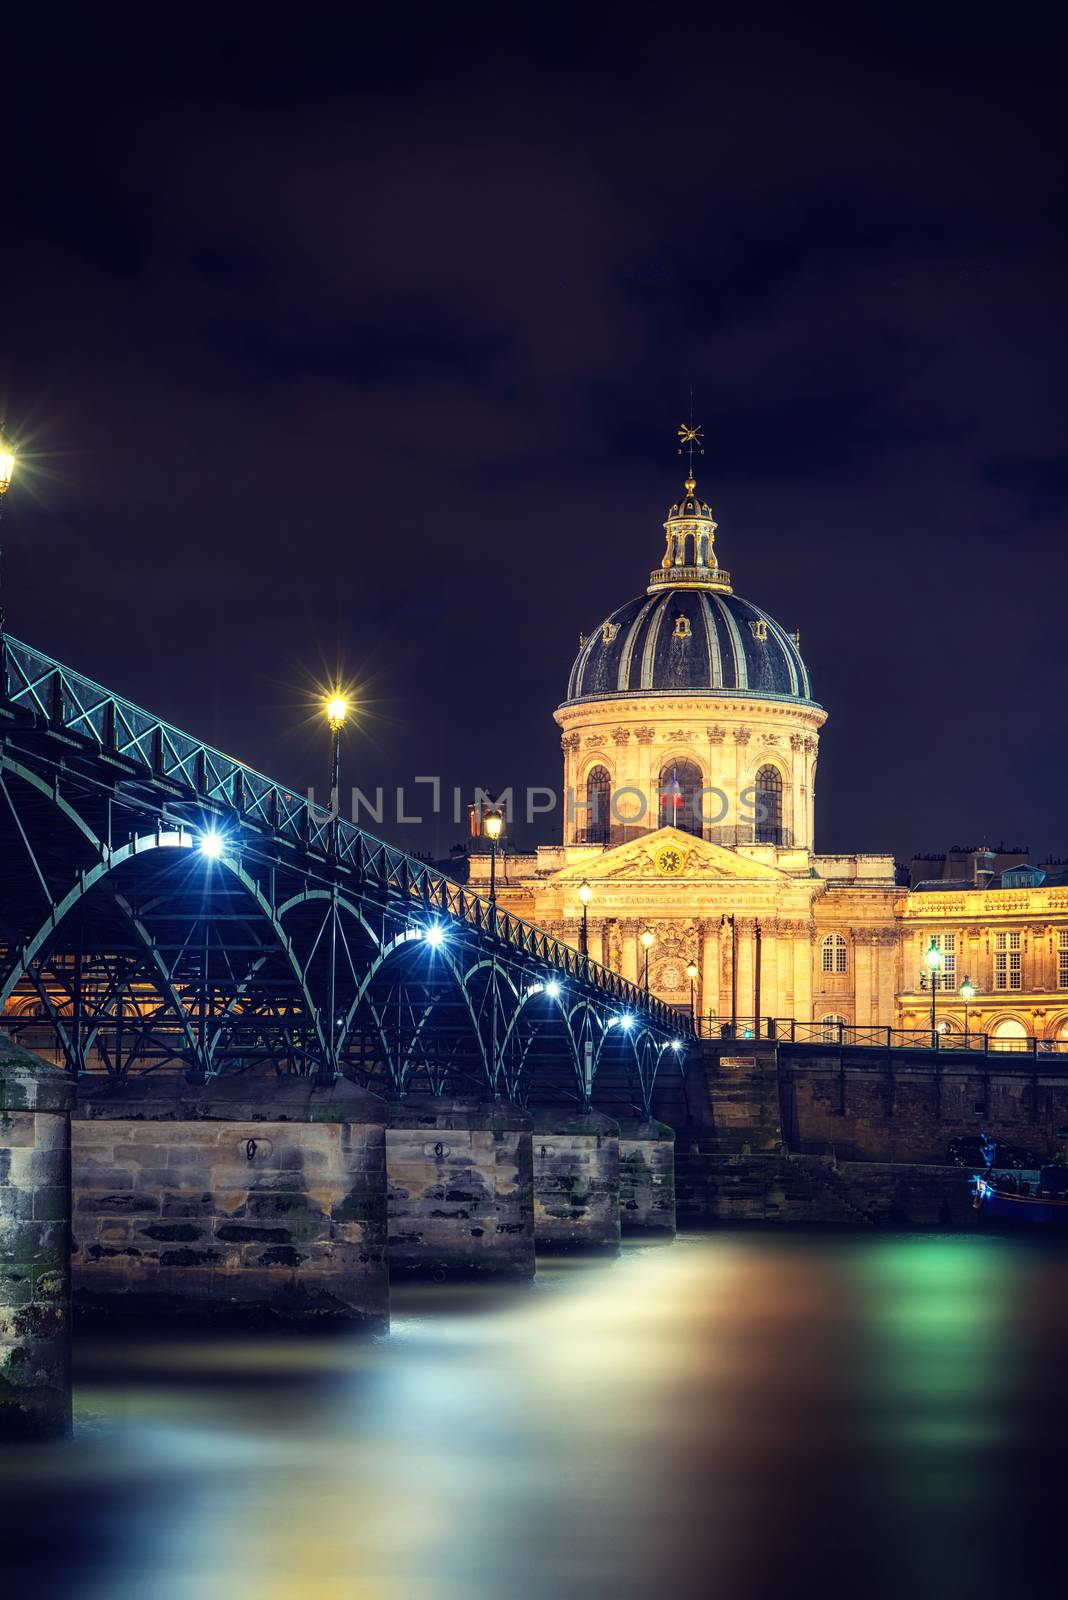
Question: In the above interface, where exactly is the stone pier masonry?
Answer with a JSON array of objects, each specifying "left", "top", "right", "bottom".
[
  {"left": 72, "top": 1074, "right": 388, "bottom": 1329},
  {"left": 0, "top": 1037, "right": 74, "bottom": 1441},
  {"left": 617, "top": 1118, "right": 676, "bottom": 1235},
  {"left": 533, "top": 1109, "right": 621, "bottom": 1252},
  {"left": 386, "top": 1098, "right": 534, "bottom": 1278}
]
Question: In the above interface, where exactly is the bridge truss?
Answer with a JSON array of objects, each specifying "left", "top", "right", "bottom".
[{"left": 0, "top": 636, "right": 685, "bottom": 1115}]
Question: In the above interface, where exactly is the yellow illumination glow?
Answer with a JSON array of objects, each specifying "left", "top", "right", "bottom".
[
  {"left": 686, "top": 961, "right": 699, "bottom": 980},
  {"left": 484, "top": 809, "right": 504, "bottom": 842},
  {"left": 577, "top": 879, "right": 592, "bottom": 906},
  {"left": 325, "top": 694, "right": 349, "bottom": 729},
  {"left": 0, "top": 447, "right": 14, "bottom": 494},
  {"left": 640, "top": 928, "right": 655, "bottom": 950}
]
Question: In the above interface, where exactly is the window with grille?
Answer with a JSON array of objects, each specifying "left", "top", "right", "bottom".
[
  {"left": 1059, "top": 930, "right": 1068, "bottom": 988},
  {"left": 754, "top": 764, "right": 783, "bottom": 845},
  {"left": 995, "top": 930, "right": 1022, "bottom": 991},
  {"left": 929, "top": 932, "right": 956, "bottom": 990},
  {"left": 821, "top": 933, "right": 848, "bottom": 974},
  {"left": 585, "top": 765, "right": 611, "bottom": 844}
]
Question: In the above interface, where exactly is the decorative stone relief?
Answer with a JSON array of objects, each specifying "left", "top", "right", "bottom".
[
  {"left": 761, "top": 734, "right": 780, "bottom": 745},
  {"left": 665, "top": 729, "right": 696, "bottom": 743},
  {"left": 602, "top": 621, "right": 620, "bottom": 643},
  {"left": 561, "top": 733, "right": 581, "bottom": 752},
  {"left": 733, "top": 728, "right": 752, "bottom": 745},
  {"left": 612, "top": 727, "right": 631, "bottom": 746},
  {"left": 790, "top": 733, "right": 804, "bottom": 751},
  {"left": 585, "top": 734, "right": 606, "bottom": 748},
  {"left": 635, "top": 726, "right": 656, "bottom": 745},
  {"left": 707, "top": 725, "right": 726, "bottom": 744}
]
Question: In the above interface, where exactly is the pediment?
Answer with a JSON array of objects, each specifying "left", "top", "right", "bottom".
[{"left": 549, "top": 827, "right": 794, "bottom": 884}]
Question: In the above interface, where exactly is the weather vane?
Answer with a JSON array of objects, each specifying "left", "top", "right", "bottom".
[{"left": 677, "top": 419, "right": 705, "bottom": 478}]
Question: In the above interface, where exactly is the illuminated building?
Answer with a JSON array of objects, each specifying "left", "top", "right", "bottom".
[{"left": 471, "top": 455, "right": 1068, "bottom": 1048}]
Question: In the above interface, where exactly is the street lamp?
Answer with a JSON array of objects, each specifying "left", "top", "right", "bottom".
[
  {"left": 721, "top": 913, "right": 737, "bottom": 1036},
  {"left": 484, "top": 807, "right": 504, "bottom": 905},
  {"left": 925, "top": 937, "right": 943, "bottom": 1041},
  {"left": 640, "top": 927, "right": 655, "bottom": 992},
  {"left": 686, "top": 960, "right": 699, "bottom": 1027},
  {"left": 324, "top": 692, "right": 349, "bottom": 809},
  {"left": 0, "top": 429, "right": 15, "bottom": 636},
  {"left": 959, "top": 975, "right": 975, "bottom": 1050},
  {"left": 577, "top": 878, "right": 592, "bottom": 958}
]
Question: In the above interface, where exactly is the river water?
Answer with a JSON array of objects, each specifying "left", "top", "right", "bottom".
[{"left": 5, "top": 1230, "right": 1067, "bottom": 1599}]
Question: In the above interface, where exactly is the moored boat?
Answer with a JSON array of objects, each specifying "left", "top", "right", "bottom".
[{"left": 973, "top": 1167, "right": 1068, "bottom": 1229}]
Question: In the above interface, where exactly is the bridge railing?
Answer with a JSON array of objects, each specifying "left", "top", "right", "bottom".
[
  {"left": 695, "top": 1015, "right": 1068, "bottom": 1055},
  {"left": 1, "top": 635, "right": 679, "bottom": 1035}
]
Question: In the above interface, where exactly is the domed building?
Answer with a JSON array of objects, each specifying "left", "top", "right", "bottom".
[
  {"left": 470, "top": 456, "right": 1068, "bottom": 1046},
  {"left": 558, "top": 470, "right": 825, "bottom": 851}
]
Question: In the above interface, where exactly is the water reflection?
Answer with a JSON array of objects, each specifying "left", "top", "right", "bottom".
[{"left": 4, "top": 1232, "right": 1067, "bottom": 1599}]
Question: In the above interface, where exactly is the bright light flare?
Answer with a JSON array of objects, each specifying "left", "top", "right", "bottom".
[
  {"left": 545, "top": 980, "right": 561, "bottom": 998},
  {"left": 325, "top": 693, "right": 349, "bottom": 729},
  {"left": 424, "top": 925, "right": 446, "bottom": 948},
  {"left": 199, "top": 830, "right": 225, "bottom": 860},
  {"left": 0, "top": 444, "right": 14, "bottom": 495},
  {"left": 620, "top": 1013, "right": 634, "bottom": 1031}
]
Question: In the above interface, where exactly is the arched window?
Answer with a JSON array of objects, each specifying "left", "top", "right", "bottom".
[
  {"left": 821, "top": 932, "right": 848, "bottom": 974},
  {"left": 754, "top": 764, "right": 783, "bottom": 845},
  {"left": 819, "top": 1013, "right": 847, "bottom": 1041},
  {"left": 585, "top": 764, "right": 612, "bottom": 845},
  {"left": 658, "top": 759, "right": 703, "bottom": 836},
  {"left": 990, "top": 1017, "right": 1028, "bottom": 1052}
]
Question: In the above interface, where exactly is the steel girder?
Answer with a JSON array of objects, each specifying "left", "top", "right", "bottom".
[{"left": 0, "top": 635, "right": 686, "bottom": 1115}]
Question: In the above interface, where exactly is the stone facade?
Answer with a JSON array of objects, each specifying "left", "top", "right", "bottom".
[
  {"left": 385, "top": 1098, "right": 534, "bottom": 1277},
  {"left": 72, "top": 1075, "right": 388, "bottom": 1328},
  {"left": 0, "top": 1038, "right": 73, "bottom": 1440}
]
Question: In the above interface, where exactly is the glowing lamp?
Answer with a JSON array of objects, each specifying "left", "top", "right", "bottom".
[
  {"left": 959, "top": 976, "right": 975, "bottom": 1002},
  {"left": 545, "top": 979, "right": 561, "bottom": 998},
  {"left": 686, "top": 961, "right": 699, "bottom": 981},
  {"left": 671, "top": 1039, "right": 683, "bottom": 1052},
  {"left": 640, "top": 928, "right": 655, "bottom": 951},
  {"left": 424, "top": 924, "right": 445, "bottom": 948},
  {"left": 325, "top": 694, "right": 349, "bottom": 730},
  {"left": 0, "top": 441, "right": 14, "bottom": 495},
  {"left": 620, "top": 1013, "right": 634, "bottom": 1031},
  {"left": 484, "top": 808, "right": 504, "bottom": 842},
  {"left": 925, "top": 938, "right": 943, "bottom": 971},
  {"left": 577, "top": 879, "right": 592, "bottom": 906},
  {"left": 199, "top": 830, "right": 224, "bottom": 860}
]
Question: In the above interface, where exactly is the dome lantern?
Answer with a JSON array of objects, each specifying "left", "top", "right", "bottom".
[{"left": 650, "top": 469, "right": 731, "bottom": 595}]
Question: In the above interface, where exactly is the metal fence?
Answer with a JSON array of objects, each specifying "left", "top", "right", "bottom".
[{"left": 694, "top": 1016, "right": 1068, "bottom": 1056}]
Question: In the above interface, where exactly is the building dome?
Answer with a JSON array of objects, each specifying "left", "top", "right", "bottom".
[
  {"left": 563, "top": 469, "right": 816, "bottom": 707},
  {"left": 565, "top": 587, "right": 813, "bottom": 704}
]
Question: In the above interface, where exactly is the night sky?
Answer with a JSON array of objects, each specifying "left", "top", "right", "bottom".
[{"left": 4, "top": 9, "right": 1066, "bottom": 865}]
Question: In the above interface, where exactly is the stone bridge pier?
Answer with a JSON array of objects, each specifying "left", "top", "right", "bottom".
[
  {"left": 72, "top": 1074, "right": 388, "bottom": 1329},
  {"left": 0, "top": 1037, "right": 74, "bottom": 1440},
  {"left": 386, "top": 1098, "right": 534, "bottom": 1278},
  {"left": 532, "top": 1109, "right": 622, "bottom": 1253}
]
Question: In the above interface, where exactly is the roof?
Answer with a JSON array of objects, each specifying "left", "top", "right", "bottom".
[{"left": 564, "top": 587, "right": 815, "bottom": 707}]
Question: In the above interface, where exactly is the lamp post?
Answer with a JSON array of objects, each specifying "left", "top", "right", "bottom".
[
  {"left": 484, "top": 807, "right": 504, "bottom": 905},
  {"left": 325, "top": 694, "right": 348, "bottom": 808},
  {"left": 578, "top": 879, "right": 592, "bottom": 958},
  {"left": 721, "top": 913, "right": 737, "bottom": 1036},
  {"left": 686, "top": 960, "right": 699, "bottom": 1028},
  {"left": 640, "top": 927, "right": 655, "bottom": 993},
  {"left": 925, "top": 937, "right": 943, "bottom": 1043},
  {"left": 959, "top": 975, "right": 975, "bottom": 1050},
  {"left": 0, "top": 429, "right": 15, "bottom": 636}
]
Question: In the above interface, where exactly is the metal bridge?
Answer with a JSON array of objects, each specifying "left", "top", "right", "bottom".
[{"left": 0, "top": 635, "right": 685, "bottom": 1114}]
